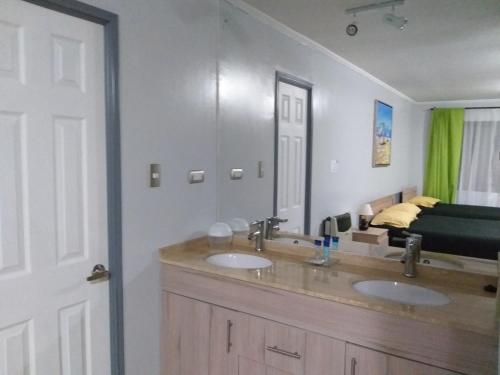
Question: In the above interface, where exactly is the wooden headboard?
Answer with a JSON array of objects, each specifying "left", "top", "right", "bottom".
[
  {"left": 402, "top": 186, "right": 418, "bottom": 202},
  {"left": 368, "top": 193, "right": 401, "bottom": 215}
]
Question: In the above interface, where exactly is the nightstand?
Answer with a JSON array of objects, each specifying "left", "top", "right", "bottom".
[{"left": 351, "top": 227, "right": 388, "bottom": 245}]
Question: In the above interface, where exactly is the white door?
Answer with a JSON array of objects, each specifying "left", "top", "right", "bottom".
[
  {"left": 0, "top": 1, "right": 111, "bottom": 374},
  {"left": 277, "top": 81, "right": 308, "bottom": 234}
]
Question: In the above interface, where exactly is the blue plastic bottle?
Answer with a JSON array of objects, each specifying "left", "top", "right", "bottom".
[
  {"left": 331, "top": 236, "right": 339, "bottom": 251},
  {"left": 323, "top": 236, "right": 331, "bottom": 265},
  {"left": 314, "top": 239, "right": 323, "bottom": 260}
]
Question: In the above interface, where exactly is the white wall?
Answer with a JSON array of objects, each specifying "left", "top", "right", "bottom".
[
  {"left": 82, "top": 0, "right": 219, "bottom": 374},
  {"left": 217, "top": 0, "right": 424, "bottom": 234}
]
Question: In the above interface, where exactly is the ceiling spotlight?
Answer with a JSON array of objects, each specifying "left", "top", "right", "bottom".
[
  {"left": 346, "top": 22, "right": 358, "bottom": 36},
  {"left": 346, "top": 13, "right": 358, "bottom": 36},
  {"left": 383, "top": 13, "right": 408, "bottom": 30}
]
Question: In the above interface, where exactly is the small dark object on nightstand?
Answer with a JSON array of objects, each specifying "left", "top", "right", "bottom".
[{"left": 483, "top": 284, "right": 497, "bottom": 294}]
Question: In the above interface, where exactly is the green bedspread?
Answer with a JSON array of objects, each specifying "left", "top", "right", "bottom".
[
  {"left": 372, "top": 215, "right": 500, "bottom": 260},
  {"left": 419, "top": 202, "right": 500, "bottom": 221}
]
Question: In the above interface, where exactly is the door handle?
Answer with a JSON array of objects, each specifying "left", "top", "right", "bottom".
[
  {"left": 266, "top": 345, "right": 301, "bottom": 359},
  {"left": 86, "top": 264, "right": 110, "bottom": 282},
  {"left": 350, "top": 357, "right": 357, "bottom": 375},
  {"left": 226, "top": 320, "right": 233, "bottom": 353}
]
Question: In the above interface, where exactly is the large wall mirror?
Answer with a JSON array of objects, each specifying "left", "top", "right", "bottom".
[
  {"left": 216, "top": 0, "right": 424, "bottom": 236},
  {"left": 215, "top": 0, "right": 499, "bottom": 247}
]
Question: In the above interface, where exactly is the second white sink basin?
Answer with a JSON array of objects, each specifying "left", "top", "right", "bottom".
[
  {"left": 206, "top": 253, "right": 272, "bottom": 269},
  {"left": 353, "top": 280, "right": 450, "bottom": 306}
]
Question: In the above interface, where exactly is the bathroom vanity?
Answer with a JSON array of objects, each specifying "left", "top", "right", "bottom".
[{"left": 159, "top": 237, "right": 498, "bottom": 375}]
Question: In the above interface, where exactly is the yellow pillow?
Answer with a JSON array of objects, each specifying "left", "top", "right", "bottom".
[
  {"left": 371, "top": 210, "right": 417, "bottom": 228},
  {"left": 386, "top": 203, "right": 421, "bottom": 216},
  {"left": 408, "top": 196, "right": 441, "bottom": 208}
]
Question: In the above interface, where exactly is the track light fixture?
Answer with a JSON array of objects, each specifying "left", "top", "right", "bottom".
[
  {"left": 346, "top": 13, "right": 358, "bottom": 36},
  {"left": 383, "top": 13, "right": 408, "bottom": 30},
  {"left": 345, "top": 0, "right": 408, "bottom": 36}
]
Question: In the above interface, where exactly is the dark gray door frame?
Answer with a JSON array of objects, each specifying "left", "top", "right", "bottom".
[
  {"left": 274, "top": 71, "right": 313, "bottom": 235},
  {"left": 21, "top": 1, "right": 124, "bottom": 374}
]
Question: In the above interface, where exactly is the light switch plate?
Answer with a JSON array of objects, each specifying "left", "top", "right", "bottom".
[
  {"left": 189, "top": 170, "right": 205, "bottom": 184},
  {"left": 150, "top": 164, "right": 161, "bottom": 187},
  {"left": 258, "top": 161, "right": 264, "bottom": 178},
  {"left": 230, "top": 168, "right": 244, "bottom": 180},
  {"left": 330, "top": 160, "right": 339, "bottom": 173}
]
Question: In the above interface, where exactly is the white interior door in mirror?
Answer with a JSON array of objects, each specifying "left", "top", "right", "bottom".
[
  {"left": 0, "top": 0, "right": 110, "bottom": 374},
  {"left": 277, "top": 82, "right": 308, "bottom": 234}
]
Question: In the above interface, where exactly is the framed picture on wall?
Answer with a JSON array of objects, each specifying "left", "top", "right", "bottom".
[{"left": 372, "top": 100, "right": 393, "bottom": 167}]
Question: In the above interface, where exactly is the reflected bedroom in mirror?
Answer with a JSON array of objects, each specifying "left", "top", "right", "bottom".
[{"left": 215, "top": 0, "right": 500, "bottom": 273}]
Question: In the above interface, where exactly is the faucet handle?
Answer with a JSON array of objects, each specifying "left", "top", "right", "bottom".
[
  {"left": 250, "top": 220, "right": 265, "bottom": 229},
  {"left": 267, "top": 216, "right": 288, "bottom": 224}
]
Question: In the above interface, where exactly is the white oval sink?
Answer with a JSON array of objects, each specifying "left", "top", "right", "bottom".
[
  {"left": 273, "top": 237, "right": 314, "bottom": 247},
  {"left": 385, "top": 253, "right": 463, "bottom": 270},
  {"left": 353, "top": 280, "right": 450, "bottom": 306},
  {"left": 206, "top": 253, "right": 272, "bottom": 269}
]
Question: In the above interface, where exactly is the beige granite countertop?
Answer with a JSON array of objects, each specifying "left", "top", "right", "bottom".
[{"left": 159, "top": 236, "right": 498, "bottom": 338}]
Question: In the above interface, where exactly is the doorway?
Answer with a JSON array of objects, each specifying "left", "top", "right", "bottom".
[
  {"left": 274, "top": 72, "right": 313, "bottom": 235},
  {"left": 0, "top": 0, "right": 122, "bottom": 374}
]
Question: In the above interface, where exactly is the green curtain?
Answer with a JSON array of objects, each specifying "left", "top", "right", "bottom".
[{"left": 424, "top": 108, "right": 465, "bottom": 203}]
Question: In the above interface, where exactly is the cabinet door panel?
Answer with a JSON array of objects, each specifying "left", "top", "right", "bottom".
[
  {"left": 209, "top": 306, "right": 240, "bottom": 375},
  {"left": 389, "top": 356, "right": 462, "bottom": 375},
  {"left": 346, "top": 343, "right": 388, "bottom": 375},
  {"left": 236, "top": 313, "right": 266, "bottom": 363},
  {"left": 162, "top": 292, "right": 210, "bottom": 375},
  {"left": 266, "top": 365, "right": 295, "bottom": 375},
  {"left": 346, "top": 343, "right": 462, "bottom": 375},
  {"left": 239, "top": 356, "right": 267, "bottom": 375},
  {"left": 305, "top": 333, "right": 345, "bottom": 375}
]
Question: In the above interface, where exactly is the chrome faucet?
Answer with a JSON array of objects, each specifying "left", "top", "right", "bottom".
[
  {"left": 401, "top": 232, "right": 422, "bottom": 278},
  {"left": 248, "top": 220, "right": 265, "bottom": 252},
  {"left": 265, "top": 216, "right": 288, "bottom": 240}
]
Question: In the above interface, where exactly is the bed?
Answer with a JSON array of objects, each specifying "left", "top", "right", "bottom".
[
  {"left": 371, "top": 215, "right": 500, "bottom": 260},
  {"left": 368, "top": 188, "right": 500, "bottom": 260},
  {"left": 402, "top": 187, "right": 500, "bottom": 221}
]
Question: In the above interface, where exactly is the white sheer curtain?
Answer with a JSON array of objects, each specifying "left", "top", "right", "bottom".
[{"left": 457, "top": 109, "right": 500, "bottom": 206}]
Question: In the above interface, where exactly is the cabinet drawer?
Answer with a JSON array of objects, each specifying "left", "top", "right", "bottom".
[{"left": 264, "top": 321, "right": 305, "bottom": 375}]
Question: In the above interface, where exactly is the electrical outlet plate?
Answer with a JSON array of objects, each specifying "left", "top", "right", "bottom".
[
  {"left": 230, "top": 168, "right": 244, "bottom": 180},
  {"left": 189, "top": 170, "right": 205, "bottom": 184}
]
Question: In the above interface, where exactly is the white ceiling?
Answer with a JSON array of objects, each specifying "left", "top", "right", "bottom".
[{"left": 240, "top": 0, "right": 500, "bottom": 102}]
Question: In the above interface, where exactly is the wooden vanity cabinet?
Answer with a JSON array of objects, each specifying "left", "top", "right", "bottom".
[
  {"left": 345, "top": 343, "right": 462, "bottom": 375},
  {"left": 162, "top": 292, "right": 465, "bottom": 375},
  {"left": 163, "top": 292, "right": 345, "bottom": 375}
]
